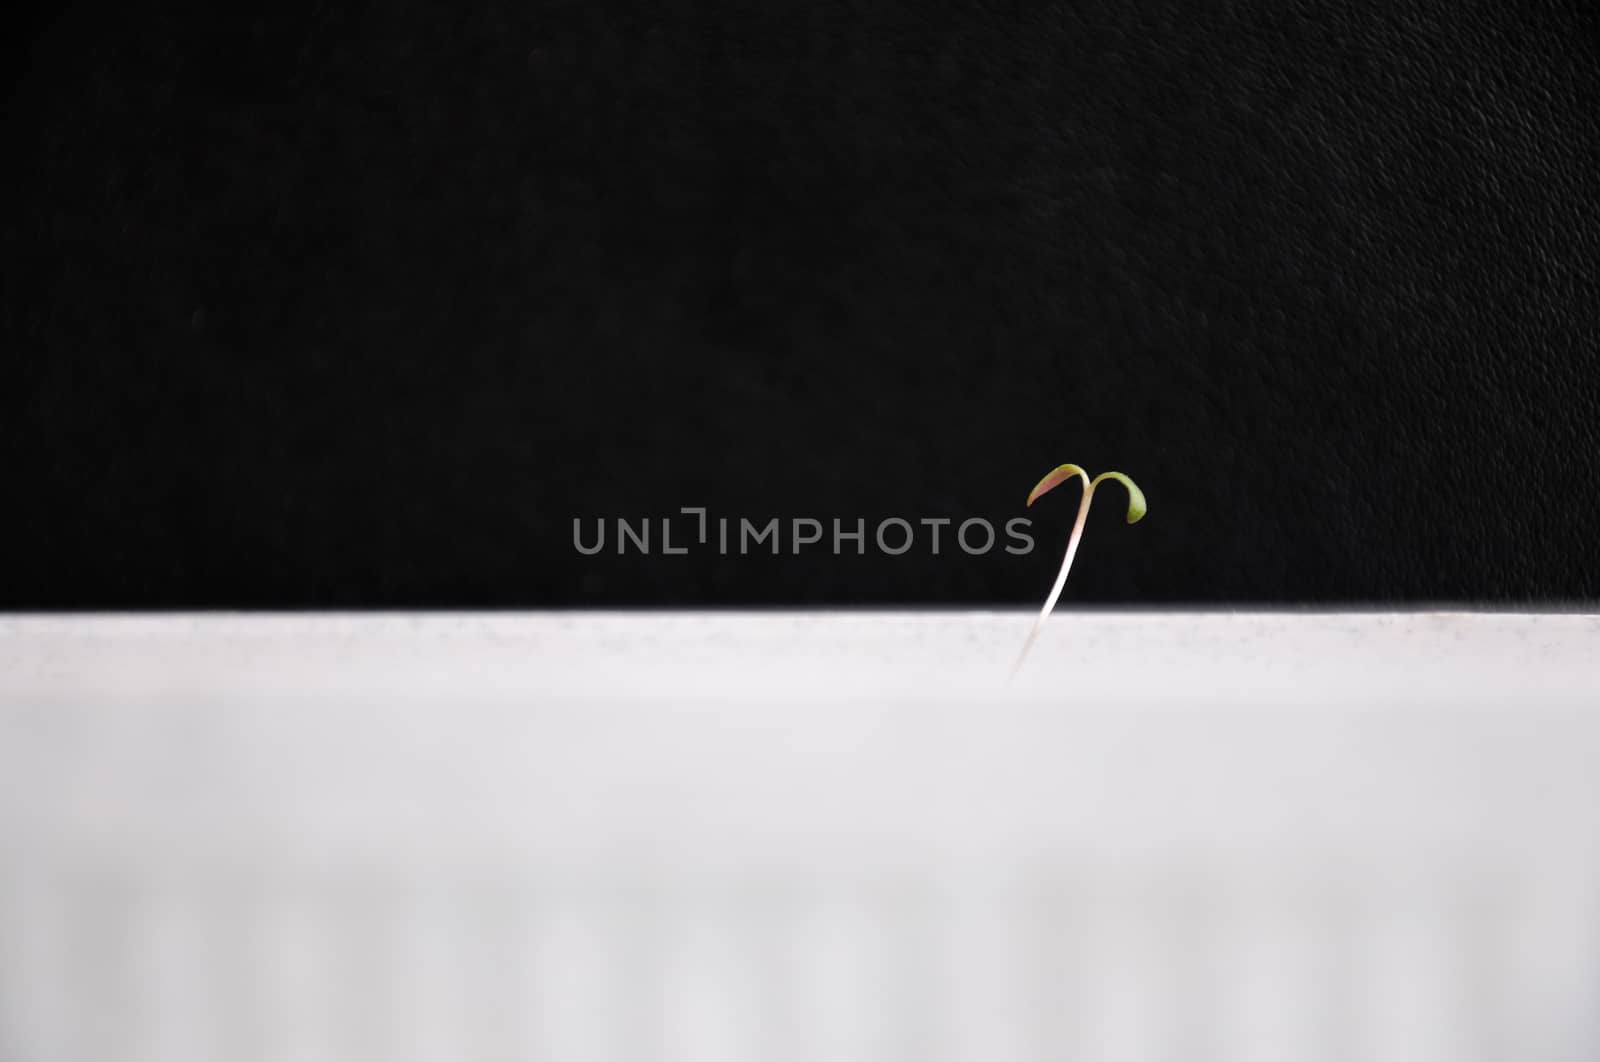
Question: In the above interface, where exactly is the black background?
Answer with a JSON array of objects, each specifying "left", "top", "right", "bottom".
[{"left": 5, "top": 1, "right": 1599, "bottom": 608}]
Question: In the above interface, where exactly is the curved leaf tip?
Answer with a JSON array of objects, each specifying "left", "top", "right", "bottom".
[
  {"left": 1091, "top": 471, "right": 1147, "bottom": 523},
  {"left": 1026, "top": 463, "right": 1090, "bottom": 506}
]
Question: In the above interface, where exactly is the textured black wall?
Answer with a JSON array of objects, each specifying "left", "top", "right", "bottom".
[{"left": 5, "top": 1, "right": 1599, "bottom": 607}]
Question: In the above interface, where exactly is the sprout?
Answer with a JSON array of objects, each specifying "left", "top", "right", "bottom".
[{"left": 1012, "top": 463, "right": 1146, "bottom": 676}]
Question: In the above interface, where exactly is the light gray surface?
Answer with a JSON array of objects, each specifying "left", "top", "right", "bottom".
[{"left": 2, "top": 611, "right": 1599, "bottom": 1061}]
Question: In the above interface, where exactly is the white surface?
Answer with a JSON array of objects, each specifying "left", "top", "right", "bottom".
[{"left": 2, "top": 611, "right": 1599, "bottom": 1061}]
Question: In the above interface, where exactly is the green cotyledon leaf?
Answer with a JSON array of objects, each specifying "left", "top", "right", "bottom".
[
  {"left": 1090, "top": 471, "right": 1146, "bottom": 523},
  {"left": 1025, "top": 463, "right": 1090, "bottom": 507}
]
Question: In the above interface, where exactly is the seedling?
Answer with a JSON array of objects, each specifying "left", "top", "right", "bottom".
[{"left": 1012, "top": 463, "right": 1146, "bottom": 676}]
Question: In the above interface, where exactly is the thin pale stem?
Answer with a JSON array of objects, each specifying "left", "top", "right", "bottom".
[{"left": 1010, "top": 483, "right": 1096, "bottom": 678}]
